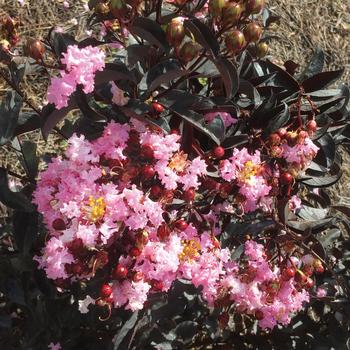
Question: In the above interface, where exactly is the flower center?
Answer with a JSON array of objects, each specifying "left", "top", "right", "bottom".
[
  {"left": 179, "top": 239, "right": 201, "bottom": 262},
  {"left": 238, "top": 160, "right": 259, "bottom": 183},
  {"left": 168, "top": 152, "right": 188, "bottom": 173},
  {"left": 86, "top": 196, "right": 106, "bottom": 222}
]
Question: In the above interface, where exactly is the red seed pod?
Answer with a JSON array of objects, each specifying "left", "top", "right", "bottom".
[
  {"left": 25, "top": 38, "right": 46, "bottom": 61},
  {"left": 130, "top": 247, "right": 141, "bottom": 257},
  {"left": 157, "top": 224, "right": 171, "bottom": 240},
  {"left": 142, "top": 165, "right": 156, "bottom": 179},
  {"left": 150, "top": 185, "right": 163, "bottom": 199},
  {"left": 245, "top": 0, "right": 265, "bottom": 14},
  {"left": 307, "top": 119, "right": 317, "bottom": 133},
  {"left": 175, "top": 219, "right": 188, "bottom": 231},
  {"left": 223, "top": 2, "right": 243, "bottom": 25},
  {"left": 100, "top": 284, "right": 113, "bottom": 298},
  {"left": 52, "top": 218, "right": 66, "bottom": 231},
  {"left": 183, "top": 188, "right": 196, "bottom": 202},
  {"left": 141, "top": 144, "right": 155, "bottom": 159},
  {"left": 280, "top": 172, "right": 293, "bottom": 185},
  {"left": 244, "top": 22, "right": 262, "bottom": 43},
  {"left": 282, "top": 267, "right": 296, "bottom": 281},
  {"left": 152, "top": 102, "right": 165, "bottom": 114},
  {"left": 133, "top": 271, "right": 144, "bottom": 282},
  {"left": 213, "top": 146, "right": 225, "bottom": 159},
  {"left": 179, "top": 41, "right": 201, "bottom": 63},
  {"left": 152, "top": 280, "right": 164, "bottom": 291},
  {"left": 225, "top": 30, "right": 246, "bottom": 54},
  {"left": 166, "top": 18, "right": 185, "bottom": 46},
  {"left": 112, "top": 264, "right": 128, "bottom": 280}
]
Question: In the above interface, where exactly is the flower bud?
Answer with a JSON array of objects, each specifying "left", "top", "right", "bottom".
[
  {"left": 223, "top": 3, "right": 243, "bottom": 26},
  {"left": 245, "top": 0, "right": 265, "bottom": 14},
  {"left": 244, "top": 22, "right": 262, "bottom": 43},
  {"left": 179, "top": 41, "right": 201, "bottom": 63},
  {"left": 225, "top": 30, "right": 246, "bottom": 54},
  {"left": 256, "top": 42, "right": 268, "bottom": 58},
  {"left": 110, "top": 0, "right": 128, "bottom": 18},
  {"left": 24, "top": 38, "right": 46, "bottom": 61},
  {"left": 209, "top": 0, "right": 225, "bottom": 18},
  {"left": 95, "top": 2, "right": 110, "bottom": 15},
  {"left": 166, "top": 18, "right": 185, "bottom": 47}
]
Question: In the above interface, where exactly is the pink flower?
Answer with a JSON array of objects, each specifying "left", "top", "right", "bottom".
[
  {"left": 47, "top": 45, "right": 105, "bottom": 109},
  {"left": 48, "top": 343, "right": 61, "bottom": 350},
  {"left": 316, "top": 288, "right": 327, "bottom": 298}
]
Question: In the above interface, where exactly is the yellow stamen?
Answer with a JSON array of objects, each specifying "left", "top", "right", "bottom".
[
  {"left": 86, "top": 196, "right": 106, "bottom": 222},
  {"left": 238, "top": 160, "right": 260, "bottom": 183},
  {"left": 168, "top": 152, "right": 189, "bottom": 172},
  {"left": 179, "top": 239, "right": 201, "bottom": 262}
]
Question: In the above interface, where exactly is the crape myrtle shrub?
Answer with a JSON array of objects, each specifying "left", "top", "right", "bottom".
[{"left": 0, "top": 0, "right": 350, "bottom": 349}]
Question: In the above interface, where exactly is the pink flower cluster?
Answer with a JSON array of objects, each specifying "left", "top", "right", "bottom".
[
  {"left": 220, "top": 148, "right": 272, "bottom": 212},
  {"left": 282, "top": 136, "right": 319, "bottom": 171},
  {"left": 47, "top": 45, "right": 105, "bottom": 109},
  {"left": 204, "top": 111, "right": 238, "bottom": 128},
  {"left": 33, "top": 120, "right": 320, "bottom": 330},
  {"left": 221, "top": 241, "right": 310, "bottom": 329}
]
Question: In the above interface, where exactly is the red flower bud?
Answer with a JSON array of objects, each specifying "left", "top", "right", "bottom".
[
  {"left": 179, "top": 42, "right": 201, "bottom": 63},
  {"left": 183, "top": 188, "right": 196, "bottom": 202},
  {"left": 157, "top": 224, "right": 171, "bottom": 240},
  {"left": 52, "top": 218, "right": 66, "bottom": 231},
  {"left": 223, "top": 3, "right": 242, "bottom": 25},
  {"left": 112, "top": 264, "right": 128, "bottom": 279},
  {"left": 166, "top": 18, "right": 185, "bottom": 46},
  {"left": 175, "top": 219, "right": 188, "bottom": 231},
  {"left": 256, "top": 42, "right": 268, "bottom": 58},
  {"left": 141, "top": 144, "right": 155, "bottom": 159},
  {"left": 25, "top": 38, "right": 46, "bottom": 61},
  {"left": 245, "top": 0, "right": 265, "bottom": 14},
  {"left": 244, "top": 22, "right": 262, "bottom": 43},
  {"left": 280, "top": 172, "right": 293, "bottom": 185},
  {"left": 100, "top": 284, "right": 113, "bottom": 298},
  {"left": 142, "top": 165, "right": 156, "bottom": 179},
  {"left": 213, "top": 146, "right": 225, "bottom": 159},
  {"left": 225, "top": 30, "right": 246, "bottom": 54}
]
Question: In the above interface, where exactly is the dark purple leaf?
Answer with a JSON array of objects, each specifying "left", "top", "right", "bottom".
[
  {"left": 214, "top": 57, "right": 239, "bottom": 99},
  {"left": 0, "top": 91, "right": 23, "bottom": 145},
  {"left": 302, "top": 69, "right": 344, "bottom": 93},
  {"left": 129, "top": 18, "right": 170, "bottom": 52}
]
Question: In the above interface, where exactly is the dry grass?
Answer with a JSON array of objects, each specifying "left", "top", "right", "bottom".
[{"left": 0, "top": 0, "right": 349, "bottom": 204}]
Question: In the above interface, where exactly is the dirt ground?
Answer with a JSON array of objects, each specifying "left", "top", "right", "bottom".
[{"left": 0, "top": 0, "right": 349, "bottom": 204}]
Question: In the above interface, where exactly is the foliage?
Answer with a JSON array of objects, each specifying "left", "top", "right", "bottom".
[{"left": 0, "top": 1, "right": 350, "bottom": 349}]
